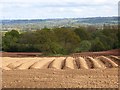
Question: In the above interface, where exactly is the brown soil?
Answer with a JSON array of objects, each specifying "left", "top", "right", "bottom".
[
  {"left": 2, "top": 68, "right": 118, "bottom": 88},
  {"left": 1, "top": 49, "right": 120, "bottom": 57},
  {"left": 72, "top": 49, "right": 120, "bottom": 57},
  {"left": 2, "top": 56, "right": 119, "bottom": 70},
  {"left": 1, "top": 50, "right": 120, "bottom": 88}
]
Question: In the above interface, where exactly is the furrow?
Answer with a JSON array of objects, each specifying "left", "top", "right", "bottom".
[
  {"left": 63, "top": 57, "right": 75, "bottom": 69},
  {"left": 49, "top": 57, "right": 65, "bottom": 69},
  {"left": 87, "top": 57, "right": 104, "bottom": 69},
  {"left": 30, "top": 58, "right": 54, "bottom": 69},
  {"left": 78, "top": 57, "right": 89, "bottom": 69},
  {"left": 16, "top": 59, "right": 40, "bottom": 70},
  {"left": 98, "top": 56, "right": 118, "bottom": 68},
  {"left": 7, "top": 59, "right": 31, "bottom": 69}
]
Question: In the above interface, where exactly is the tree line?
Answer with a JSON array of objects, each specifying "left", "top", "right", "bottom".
[{"left": 2, "top": 25, "right": 119, "bottom": 55}]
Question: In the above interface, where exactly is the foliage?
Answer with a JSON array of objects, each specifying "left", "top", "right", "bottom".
[
  {"left": 2, "top": 24, "right": 119, "bottom": 55},
  {"left": 74, "top": 40, "right": 91, "bottom": 52},
  {"left": 91, "top": 37, "right": 106, "bottom": 51},
  {"left": 74, "top": 27, "right": 91, "bottom": 40},
  {"left": 2, "top": 30, "right": 20, "bottom": 51},
  {"left": 54, "top": 27, "right": 80, "bottom": 54}
]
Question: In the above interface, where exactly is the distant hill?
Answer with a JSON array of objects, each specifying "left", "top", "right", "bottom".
[
  {"left": 2, "top": 17, "right": 118, "bottom": 25},
  {"left": 1, "top": 17, "right": 118, "bottom": 31}
]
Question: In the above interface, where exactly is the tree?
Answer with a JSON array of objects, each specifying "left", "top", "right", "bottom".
[
  {"left": 74, "top": 40, "right": 91, "bottom": 52},
  {"left": 5, "top": 30, "right": 20, "bottom": 38},
  {"left": 2, "top": 25, "right": 119, "bottom": 55},
  {"left": 34, "top": 30, "right": 62, "bottom": 54},
  {"left": 54, "top": 27, "right": 80, "bottom": 54},
  {"left": 74, "top": 27, "right": 91, "bottom": 40},
  {"left": 115, "top": 30, "right": 120, "bottom": 48},
  {"left": 2, "top": 30, "right": 20, "bottom": 51},
  {"left": 91, "top": 37, "right": 105, "bottom": 51},
  {"left": 18, "top": 31, "right": 38, "bottom": 52},
  {"left": 91, "top": 26, "right": 119, "bottom": 50},
  {"left": 0, "top": 32, "right": 2, "bottom": 51}
]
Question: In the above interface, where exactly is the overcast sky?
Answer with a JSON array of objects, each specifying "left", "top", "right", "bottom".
[{"left": 0, "top": 0, "right": 119, "bottom": 19}]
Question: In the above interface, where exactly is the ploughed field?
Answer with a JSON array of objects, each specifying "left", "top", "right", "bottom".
[
  {"left": 1, "top": 55, "right": 120, "bottom": 88},
  {"left": 1, "top": 56, "right": 119, "bottom": 70}
]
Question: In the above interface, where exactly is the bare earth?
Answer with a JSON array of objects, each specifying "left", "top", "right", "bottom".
[
  {"left": 1, "top": 50, "right": 120, "bottom": 88},
  {"left": 2, "top": 68, "right": 118, "bottom": 88}
]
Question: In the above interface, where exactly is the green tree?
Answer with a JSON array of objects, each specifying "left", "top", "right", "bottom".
[
  {"left": 18, "top": 31, "right": 38, "bottom": 52},
  {"left": 74, "top": 40, "right": 91, "bottom": 52},
  {"left": 2, "top": 30, "right": 20, "bottom": 51},
  {"left": 91, "top": 37, "right": 105, "bottom": 51},
  {"left": 0, "top": 32, "right": 2, "bottom": 51},
  {"left": 74, "top": 27, "right": 91, "bottom": 40},
  {"left": 35, "top": 30, "right": 61, "bottom": 54},
  {"left": 54, "top": 27, "right": 80, "bottom": 54}
]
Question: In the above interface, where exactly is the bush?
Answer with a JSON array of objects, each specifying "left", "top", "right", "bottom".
[{"left": 74, "top": 40, "right": 91, "bottom": 52}]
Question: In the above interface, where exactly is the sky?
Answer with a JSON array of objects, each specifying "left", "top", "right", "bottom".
[{"left": 0, "top": 0, "right": 119, "bottom": 19}]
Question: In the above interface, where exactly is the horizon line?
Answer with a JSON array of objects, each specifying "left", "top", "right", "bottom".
[{"left": 0, "top": 16, "right": 118, "bottom": 20}]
